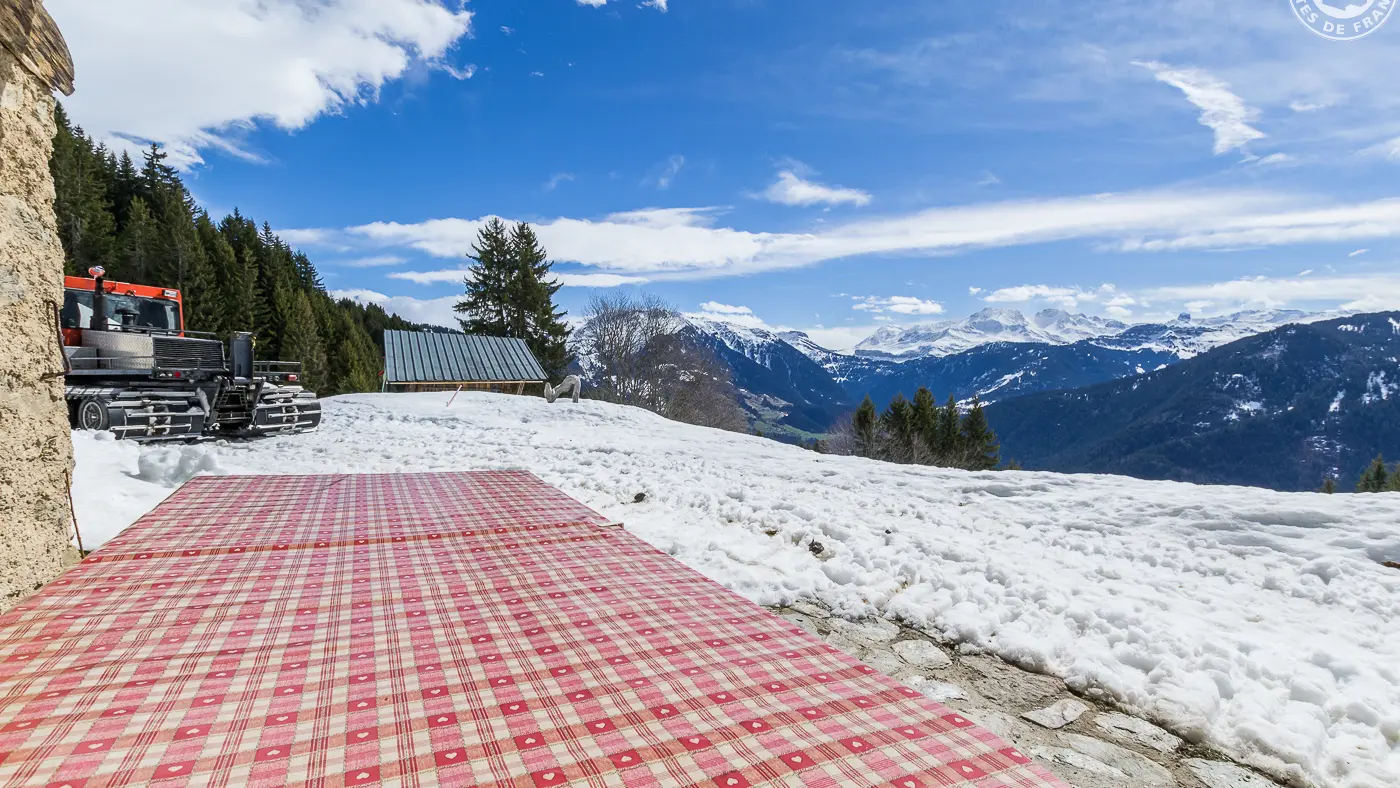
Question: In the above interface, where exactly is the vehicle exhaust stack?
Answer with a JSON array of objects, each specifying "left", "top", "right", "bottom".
[{"left": 88, "top": 266, "right": 106, "bottom": 331}]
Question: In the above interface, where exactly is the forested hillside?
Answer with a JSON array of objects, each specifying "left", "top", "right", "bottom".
[
  {"left": 48, "top": 105, "right": 429, "bottom": 395},
  {"left": 987, "top": 312, "right": 1400, "bottom": 491}
]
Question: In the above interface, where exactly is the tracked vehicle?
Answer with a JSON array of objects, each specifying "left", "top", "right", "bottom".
[{"left": 60, "top": 267, "right": 321, "bottom": 440}]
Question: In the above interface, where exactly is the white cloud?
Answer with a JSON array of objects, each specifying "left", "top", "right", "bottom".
[
  {"left": 388, "top": 268, "right": 647, "bottom": 288},
  {"left": 852, "top": 296, "right": 944, "bottom": 315},
  {"left": 697, "top": 302, "right": 754, "bottom": 315},
  {"left": 685, "top": 304, "right": 769, "bottom": 330},
  {"left": 331, "top": 189, "right": 1400, "bottom": 282},
  {"left": 544, "top": 173, "right": 575, "bottom": 192},
  {"left": 1255, "top": 153, "right": 1293, "bottom": 165},
  {"left": 1134, "top": 61, "right": 1264, "bottom": 154},
  {"left": 1144, "top": 273, "right": 1400, "bottom": 314},
  {"left": 1350, "top": 249, "right": 1369, "bottom": 257},
  {"left": 336, "top": 255, "right": 408, "bottom": 268},
  {"left": 968, "top": 287, "right": 983, "bottom": 295},
  {"left": 279, "top": 228, "right": 337, "bottom": 246},
  {"left": 1115, "top": 198, "right": 1400, "bottom": 252},
  {"left": 500, "top": 26, "right": 514, "bottom": 35},
  {"left": 576, "top": 0, "right": 607, "bottom": 5},
  {"left": 1365, "top": 137, "right": 1400, "bottom": 161},
  {"left": 332, "top": 289, "right": 460, "bottom": 329},
  {"left": 976, "top": 172, "right": 1001, "bottom": 187},
  {"left": 49, "top": 0, "right": 474, "bottom": 168},
  {"left": 644, "top": 0, "right": 669, "bottom": 10},
  {"left": 762, "top": 171, "right": 872, "bottom": 208},
  {"left": 982, "top": 283, "right": 1130, "bottom": 311},
  {"left": 555, "top": 273, "right": 650, "bottom": 288}
]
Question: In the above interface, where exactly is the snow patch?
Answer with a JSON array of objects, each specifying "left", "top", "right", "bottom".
[
  {"left": 70, "top": 393, "right": 1400, "bottom": 788},
  {"left": 1362, "top": 371, "right": 1398, "bottom": 404}
]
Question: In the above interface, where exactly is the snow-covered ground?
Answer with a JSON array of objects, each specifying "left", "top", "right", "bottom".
[{"left": 71, "top": 393, "right": 1400, "bottom": 788}]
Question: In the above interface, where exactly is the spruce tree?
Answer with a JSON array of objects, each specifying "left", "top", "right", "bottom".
[
  {"left": 1356, "top": 455, "right": 1389, "bottom": 493},
  {"left": 882, "top": 394, "right": 915, "bottom": 461},
  {"left": 911, "top": 387, "right": 938, "bottom": 458},
  {"left": 935, "top": 395, "right": 960, "bottom": 465},
  {"left": 853, "top": 395, "right": 878, "bottom": 458},
  {"left": 116, "top": 197, "right": 158, "bottom": 283},
  {"left": 507, "top": 222, "right": 572, "bottom": 381},
  {"left": 455, "top": 218, "right": 513, "bottom": 335},
  {"left": 1389, "top": 464, "right": 1400, "bottom": 492},
  {"left": 958, "top": 396, "right": 1000, "bottom": 471},
  {"left": 1320, "top": 477, "right": 1337, "bottom": 494},
  {"left": 50, "top": 105, "right": 116, "bottom": 275},
  {"left": 279, "top": 288, "right": 328, "bottom": 391}
]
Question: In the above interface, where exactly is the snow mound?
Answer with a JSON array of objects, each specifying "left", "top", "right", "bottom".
[
  {"left": 70, "top": 393, "right": 1400, "bottom": 788},
  {"left": 135, "top": 444, "right": 226, "bottom": 486}
]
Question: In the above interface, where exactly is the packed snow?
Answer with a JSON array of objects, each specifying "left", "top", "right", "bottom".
[{"left": 71, "top": 393, "right": 1400, "bottom": 788}]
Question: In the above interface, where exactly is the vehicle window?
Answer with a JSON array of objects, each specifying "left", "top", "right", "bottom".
[{"left": 62, "top": 290, "right": 179, "bottom": 331}]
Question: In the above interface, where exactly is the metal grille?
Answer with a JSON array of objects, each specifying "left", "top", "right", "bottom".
[{"left": 152, "top": 335, "right": 225, "bottom": 369}]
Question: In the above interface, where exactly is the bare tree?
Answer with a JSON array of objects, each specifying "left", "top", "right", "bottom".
[{"left": 573, "top": 293, "right": 748, "bottom": 431}]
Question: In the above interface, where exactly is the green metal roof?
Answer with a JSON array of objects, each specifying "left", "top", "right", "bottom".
[{"left": 383, "top": 331, "right": 547, "bottom": 384}]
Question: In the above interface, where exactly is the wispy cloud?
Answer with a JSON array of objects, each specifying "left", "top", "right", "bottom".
[
  {"left": 762, "top": 170, "right": 872, "bottom": 208},
  {"left": 543, "top": 172, "right": 575, "bottom": 192},
  {"left": 576, "top": 0, "right": 606, "bottom": 6},
  {"left": 331, "top": 189, "right": 1400, "bottom": 282},
  {"left": 1134, "top": 61, "right": 1264, "bottom": 154},
  {"left": 1144, "top": 273, "right": 1400, "bottom": 314},
  {"left": 650, "top": 155, "right": 686, "bottom": 189},
  {"left": 336, "top": 255, "right": 407, "bottom": 268},
  {"left": 1350, "top": 249, "right": 1369, "bottom": 257},
  {"left": 389, "top": 268, "right": 648, "bottom": 288},
  {"left": 851, "top": 295, "right": 944, "bottom": 315}
]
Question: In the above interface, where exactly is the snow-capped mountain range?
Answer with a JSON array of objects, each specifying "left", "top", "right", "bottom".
[
  {"left": 851, "top": 307, "right": 1334, "bottom": 361},
  {"left": 855, "top": 308, "right": 1129, "bottom": 359},
  {"left": 675, "top": 307, "right": 1344, "bottom": 437}
]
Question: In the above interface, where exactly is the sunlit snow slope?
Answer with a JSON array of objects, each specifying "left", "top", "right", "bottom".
[{"left": 72, "top": 393, "right": 1400, "bottom": 788}]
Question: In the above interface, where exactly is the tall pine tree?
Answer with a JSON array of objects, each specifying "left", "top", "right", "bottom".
[
  {"left": 455, "top": 218, "right": 513, "bottom": 335},
  {"left": 853, "top": 396, "right": 878, "bottom": 458},
  {"left": 958, "top": 396, "right": 1000, "bottom": 471},
  {"left": 507, "top": 222, "right": 572, "bottom": 381}
]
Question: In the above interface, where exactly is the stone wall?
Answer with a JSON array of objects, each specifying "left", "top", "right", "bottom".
[{"left": 0, "top": 39, "right": 76, "bottom": 610}]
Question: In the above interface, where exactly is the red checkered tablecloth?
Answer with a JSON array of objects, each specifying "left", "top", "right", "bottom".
[{"left": 0, "top": 471, "right": 1063, "bottom": 787}]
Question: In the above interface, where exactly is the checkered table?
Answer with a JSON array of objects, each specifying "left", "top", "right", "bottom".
[{"left": 0, "top": 471, "right": 1063, "bottom": 787}]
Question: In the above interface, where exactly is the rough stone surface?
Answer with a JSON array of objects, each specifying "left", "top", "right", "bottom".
[
  {"left": 0, "top": 41, "right": 76, "bottom": 612},
  {"left": 825, "top": 617, "right": 900, "bottom": 648},
  {"left": 1185, "top": 759, "right": 1278, "bottom": 788},
  {"left": 962, "top": 655, "right": 1065, "bottom": 708},
  {"left": 892, "top": 638, "right": 953, "bottom": 669},
  {"left": 1056, "top": 733, "right": 1177, "bottom": 787},
  {"left": 1095, "top": 712, "right": 1184, "bottom": 754},
  {"left": 1022, "top": 699, "right": 1091, "bottom": 730},
  {"left": 769, "top": 601, "right": 1289, "bottom": 788}
]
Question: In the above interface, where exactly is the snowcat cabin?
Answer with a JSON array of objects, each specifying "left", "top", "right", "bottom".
[{"left": 60, "top": 274, "right": 184, "bottom": 345}]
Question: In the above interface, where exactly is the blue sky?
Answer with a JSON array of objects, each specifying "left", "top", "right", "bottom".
[{"left": 49, "top": 0, "right": 1400, "bottom": 350}]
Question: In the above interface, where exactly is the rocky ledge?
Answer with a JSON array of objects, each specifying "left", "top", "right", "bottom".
[{"left": 769, "top": 602, "right": 1285, "bottom": 788}]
